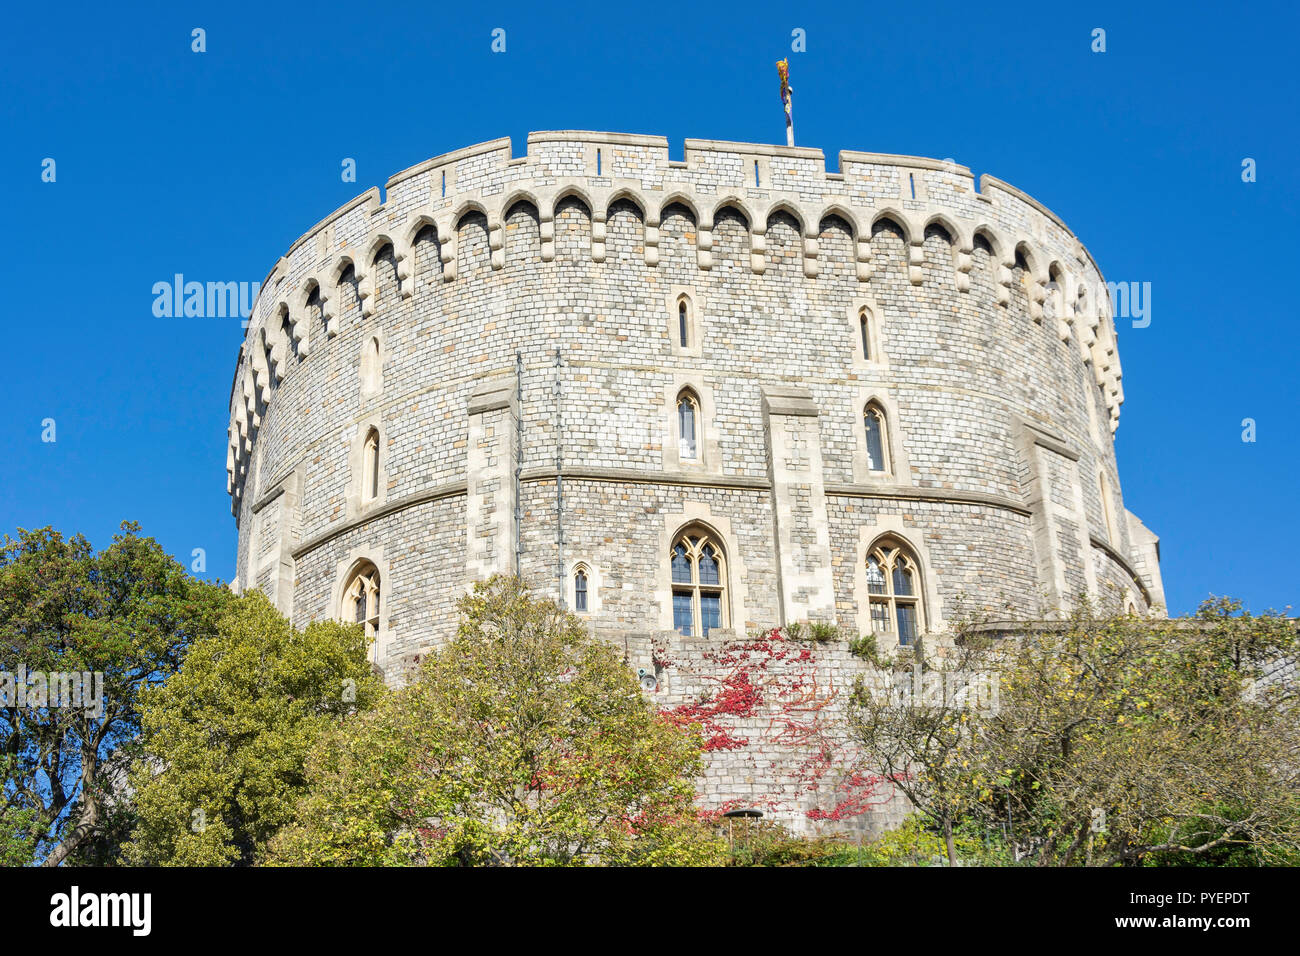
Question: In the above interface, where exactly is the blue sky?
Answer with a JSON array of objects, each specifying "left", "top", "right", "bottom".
[{"left": 1, "top": 0, "right": 1295, "bottom": 615}]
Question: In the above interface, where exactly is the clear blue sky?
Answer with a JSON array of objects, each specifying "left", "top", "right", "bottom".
[{"left": 1, "top": 0, "right": 1295, "bottom": 616}]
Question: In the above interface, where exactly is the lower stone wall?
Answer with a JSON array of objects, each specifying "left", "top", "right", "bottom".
[
  {"left": 628, "top": 627, "right": 913, "bottom": 838},
  {"left": 277, "top": 475, "right": 1155, "bottom": 838}
]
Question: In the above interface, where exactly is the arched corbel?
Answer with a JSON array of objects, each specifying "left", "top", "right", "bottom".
[
  {"left": 394, "top": 238, "right": 413, "bottom": 295},
  {"left": 1028, "top": 274, "right": 1046, "bottom": 323},
  {"left": 696, "top": 212, "right": 714, "bottom": 271},
  {"left": 241, "top": 373, "right": 257, "bottom": 439},
  {"left": 1054, "top": 273, "right": 1074, "bottom": 342},
  {"left": 997, "top": 255, "right": 1013, "bottom": 307},
  {"left": 318, "top": 288, "right": 335, "bottom": 338},
  {"left": 591, "top": 207, "right": 607, "bottom": 264},
  {"left": 539, "top": 208, "right": 555, "bottom": 263},
  {"left": 288, "top": 301, "right": 310, "bottom": 358},
  {"left": 439, "top": 218, "right": 458, "bottom": 280},
  {"left": 855, "top": 233, "right": 872, "bottom": 281},
  {"left": 908, "top": 241, "right": 924, "bottom": 285},
  {"left": 401, "top": 216, "right": 439, "bottom": 292},
  {"left": 802, "top": 222, "right": 819, "bottom": 279},
  {"left": 266, "top": 321, "right": 288, "bottom": 384},
  {"left": 489, "top": 217, "right": 505, "bottom": 270},
  {"left": 332, "top": 250, "right": 365, "bottom": 323},
  {"left": 749, "top": 220, "right": 766, "bottom": 275},
  {"left": 355, "top": 262, "right": 374, "bottom": 318},
  {"left": 234, "top": 399, "right": 249, "bottom": 449},
  {"left": 250, "top": 337, "right": 272, "bottom": 406},
  {"left": 644, "top": 211, "right": 660, "bottom": 267},
  {"left": 955, "top": 240, "right": 973, "bottom": 293}
]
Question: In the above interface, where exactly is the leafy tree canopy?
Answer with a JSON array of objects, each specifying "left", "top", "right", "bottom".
[
  {"left": 0, "top": 524, "right": 233, "bottom": 866},
  {"left": 851, "top": 598, "right": 1300, "bottom": 866},
  {"left": 127, "top": 590, "right": 383, "bottom": 865},
  {"left": 267, "top": 576, "right": 724, "bottom": 866}
]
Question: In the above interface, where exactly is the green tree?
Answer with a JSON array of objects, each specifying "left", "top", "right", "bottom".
[
  {"left": 850, "top": 600, "right": 1300, "bottom": 866},
  {"left": 0, "top": 757, "right": 38, "bottom": 866},
  {"left": 267, "top": 576, "right": 724, "bottom": 866},
  {"left": 975, "top": 600, "right": 1300, "bottom": 866},
  {"left": 848, "top": 635, "right": 992, "bottom": 865},
  {"left": 0, "top": 524, "right": 232, "bottom": 866},
  {"left": 127, "top": 590, "right": 383, "bottom": 865}
]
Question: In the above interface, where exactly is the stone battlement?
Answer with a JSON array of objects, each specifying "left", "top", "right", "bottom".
[{"left": 229, "top": 131, "right": 1125, "bottom": 506}]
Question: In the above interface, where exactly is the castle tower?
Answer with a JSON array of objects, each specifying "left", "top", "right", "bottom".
[{"left": 227, "top": 132, "right": 1163, "bottom": 828}]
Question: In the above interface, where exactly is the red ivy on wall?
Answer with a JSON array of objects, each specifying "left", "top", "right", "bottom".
[{"left": 657, "top": 627, "right": 890, "bottom": 822}]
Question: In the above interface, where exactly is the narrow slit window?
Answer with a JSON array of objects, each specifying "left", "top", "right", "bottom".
[
  {"left": 574, "top": 568, "right": 589, "bottom": 612},
  {"left": 678, "top": 391, "right": 699, "bottom": 460},
  {"left": 362, "top": 428, "right": 379, "bottom": 503},
  {"left": 864, "top": 404, "right": 888, "bottom": 473},
  {"left": 859, "top": 310, "right": 871, "bottom": 360}
]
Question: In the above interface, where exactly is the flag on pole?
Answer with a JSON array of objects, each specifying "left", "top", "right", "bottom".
[{"left": 777, "top": 58, "right": 794, "bottom": 147}]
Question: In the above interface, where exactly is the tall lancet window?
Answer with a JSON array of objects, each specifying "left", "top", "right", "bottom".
[
  {"left": 864, "top": 403, "right": 889, "bottom": 473},
  {"left": 866, "top": 539, "right": 923, "bottom": 646},
  {"left": 679, "top": 299, "right": 690, "bottom": 347},
  {"left": 362, "top": 428, "right": 379, "bottom": 503},
  {"left": 574, "top": 566, "right": 589, "bottom": 613},
  {"left": 677, "top": 390, "right": 699, "bottom": 461},
  {"left": 670, "top": 527, "right": 728, "bottom": 637},
  {"left": 859, "top": 308, "right": 872, "bottom": 360}
]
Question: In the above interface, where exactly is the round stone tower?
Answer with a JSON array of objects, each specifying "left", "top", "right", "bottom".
[{"left": 227, "top": 131, "right": 1164, "bottom": 827}]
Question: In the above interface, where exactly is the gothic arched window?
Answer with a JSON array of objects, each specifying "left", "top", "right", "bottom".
[
  {"left": 678, "top": 296, "right": 691, "bottom": 348},
  {"left": 864, "top": 402, "right": 889, "bottom": 473},
  {"left": 342, "top": 562, "right": 381, "bottom": 639},
  {"left": 677, "top": 389, "right": 700, "bottom": 461},
  {"left": 574, "top": 566, "right": 589, "bottom": 613},
  {"left": 866, "top": 538, "right": 923, "bottom": 646},
  {"left": 670, "top": 526, "right": 728, "bottom": 637},
  {"left": 859, "top": 308, "right": 872, "bottom": 360}
]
